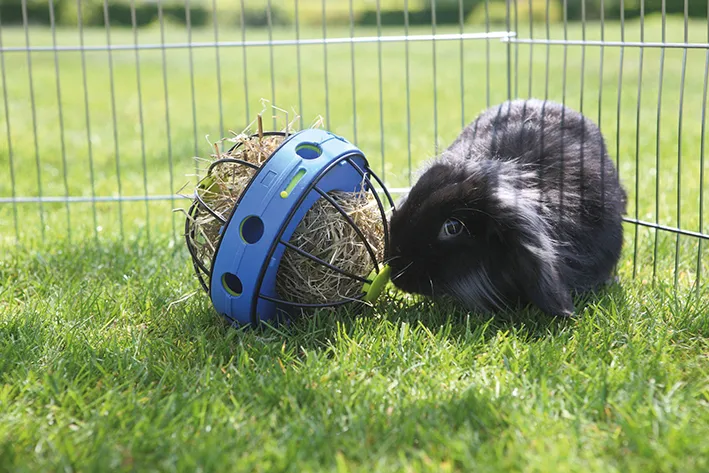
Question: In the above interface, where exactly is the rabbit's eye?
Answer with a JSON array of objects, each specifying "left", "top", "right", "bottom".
[{"left": 439, "top": 218, "right": 464, "bottom": 239}]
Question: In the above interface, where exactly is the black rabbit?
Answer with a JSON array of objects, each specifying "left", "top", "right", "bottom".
[{"left": 387, "top": 99, "right": 627, "bottom": 317}]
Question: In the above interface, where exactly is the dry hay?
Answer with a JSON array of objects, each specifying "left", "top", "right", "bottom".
[
  {"left": 276, "top": 189, "right": 384, "bottom": 305},
  {"left": 182, "top": 118, "right": 385, "bottom": 307}
]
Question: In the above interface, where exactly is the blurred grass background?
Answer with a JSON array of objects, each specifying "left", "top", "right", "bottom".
[{"left": 2, "top": 0, "right": 706, "bottom": 28}]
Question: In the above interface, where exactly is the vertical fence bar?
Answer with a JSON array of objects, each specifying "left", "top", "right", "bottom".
[
  {"left": 632, "top": 1, "right": 645, "bottom": 279},
  {"left": 21, "top": 0, "right": 45, "bottom": 241},
  {"left": 485, "top": 0, "right": 491, "bottom": 107},
  {"left": 698, "top": 0, "right": 709, "bottom": 293},
  {"left": 267, "top": 0, "right": 277, "bottom": 129},
  {"left": 614, "top": 0, "right": 626, "bottom": 280},
  {"left": 537, "top": 9, "right": 549, "bottom": 226},
  {"left": 77, "top": 0, "right": 99, "bottom": 242},
  {"left": 295, "top": 0, "right": 303, "bottom": 129},
  {"left": 598, "top": 0, "right": 606, "bottom": 236},
  {"left": 211, "top": 0, "right": 224, "bottom": 142},
  {"left": 0, "top": 14, "right": 19, "bottom": 240},
  {"left": 513, "top": 0, "right": 518, "bottom": 98},
  {"left": 579, "top": 0, "right": 587, "bottom": 239},
  {"left": 580, "top": 0, "right": 586, "bottom": 114},
  {"left": 349, "top": 0, "right": 358, "bottom": 145},
  {"left": 505, "top": 0, "right": 512, "bottom": 100},
  {"left": 240, "top": 0, "right": 250, "bottom": 123},
  {"left": 459, "top": 0, "right": 465, "bottom": 128},
  {"left": 322, "top": 0, "right": 331, "bottom": 130},
  {"left": 597, "top": 0, "right": 604, "bottom": 129},
  {"left": 508, "top": 0, "right": 517, "bottom": 211},
  {"left": 675, "top": 0, "right": 689, "bottom": 287},
  {"left": 615, "top": 1, "right": 625, "bottom": 175},
  {"left": 653, "top": 0, "right": 666, "bottom": 283},
  {"left": 376, "top": 0, "right": 386, "bottom": 181},
  {"left": 131, "top": 0, "right": 150, "bottom": 242},
  {"left": 528, "top": 0, "right": 534, "bottom": 97},
  {"left": 50, "top": 0, "right": 73, "bottom": 242},
  {"left": 432, "top": 0, "right": 439, "bottom": 155},
  {"left": 558, "top": 0, "right": 568, "bottom": 225},
  {"left": 157, "top": 0, "right": 176, "bottom": 239},
  {"left": 186, "top": 0, "right": 199, "bottom": 170},
  {"left": 544, "top": 0, "right": 550, "bottom": 100},
  {"left": 103, "top": 0, "right": 124, "bottom": 240},
  {"left": 404, "top": 0, "right": 412, "bottom": 185}
]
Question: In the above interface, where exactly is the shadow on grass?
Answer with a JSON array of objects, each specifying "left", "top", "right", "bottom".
[
  {"left": 0, "top": 235, "right": 637, "bottom": 364},
  {"left": 254, "top": 276, "right": 633, "bottom": 354}
]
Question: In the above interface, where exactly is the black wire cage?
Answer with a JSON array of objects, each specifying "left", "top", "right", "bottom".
[{"left": 184, "top": 129, "right": 396, "bottom": 326}]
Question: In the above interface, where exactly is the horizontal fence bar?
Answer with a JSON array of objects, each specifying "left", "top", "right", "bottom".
[
  {"left": 2, "top": 192, "right": 707, "bottom": 240},
  {"left": 504, "top": 38, "right": 709, "bottom": 50},
  {"left": 0, "top": 31, "right": 515, "bottom": 53},
  {"left": 1, "top": 189, "right": 405, "bottom": 203},
  {"left": 0, "top": 195, "right": 180, "bottom": 203},
  {"left": 621, "top": 218, "right": 709, "bottom": 241},
  {"left": 0, "top": 188, "right": 414, "bottom": 204}
]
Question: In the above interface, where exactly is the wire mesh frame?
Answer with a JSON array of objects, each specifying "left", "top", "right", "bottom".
[
  {"left": 250, "top": 159, "right": 393, "bottom": 317},
  {"left": 0, "top": 0, "right": 707, "bottom": 287},
  {"left": 184, "top": 131, "right": 395, "bottom": 325},
  {"left": 496, "top": 0, "right": 709, "bottom": 294}
]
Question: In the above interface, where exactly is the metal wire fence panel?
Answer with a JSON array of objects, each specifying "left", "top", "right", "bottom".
[{"left": 0, "top": 0, "right": 707, "bottom": 287}]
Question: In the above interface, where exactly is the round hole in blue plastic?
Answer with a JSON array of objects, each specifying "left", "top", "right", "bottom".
[
  {"left": 222, "top": 272, "right": 243, "bottom": 297},
  {"left": 295, "top": 142, "right": 322, "bottom": 160},
  {"left": 240, "top": 216, "right": 264, "bottom": 244}
]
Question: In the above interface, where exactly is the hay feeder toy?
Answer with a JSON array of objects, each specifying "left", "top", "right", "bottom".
[{"left": 185, "top": 128, "right": 394, "bottom": 326}]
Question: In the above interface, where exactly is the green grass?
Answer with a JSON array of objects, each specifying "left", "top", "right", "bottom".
[{"left": 1, "top": 15, "right": 709, "bottom": 472}]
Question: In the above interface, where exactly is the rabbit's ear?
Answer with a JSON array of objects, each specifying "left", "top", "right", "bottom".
[
  {"left": 509, "top": 221, "right": 575, "bottom": 317},
  {"left": 494, "top": 184, "right": 575, "bottom": 317},
  {"left": 518, "top": 253, "right": 575, "bottom": 317}
]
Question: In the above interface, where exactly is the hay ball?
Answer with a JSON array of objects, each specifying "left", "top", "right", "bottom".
[{"left": 187, "top": 132, "right": 385, "bottom": 307}]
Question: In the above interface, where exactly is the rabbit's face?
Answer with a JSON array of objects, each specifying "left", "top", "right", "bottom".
[
  {"left": 388, "top": 156, "right": 576, "bottom": 317},
  {"left": 388, "top": 161, "right": 507, "bottom": 299}
]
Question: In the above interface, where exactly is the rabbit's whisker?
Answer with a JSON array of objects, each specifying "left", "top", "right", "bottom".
[
  {"left": 383, "top": 255, "right": 402, "bottom": 265},
  {"left": 391, "top": 261, "right": 414, "bottom": 282}
]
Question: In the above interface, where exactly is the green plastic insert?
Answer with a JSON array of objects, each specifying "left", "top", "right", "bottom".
[
  {"left": 280, "top": 168, "right": 306, "bottom": 199},
  {"left": 362, "top": 264, "right": 391, "bottom": 303}
]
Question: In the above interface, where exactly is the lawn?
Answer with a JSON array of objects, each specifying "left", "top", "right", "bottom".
[{"left": 1, "top": 13, "right": 709, "bottom": 472}]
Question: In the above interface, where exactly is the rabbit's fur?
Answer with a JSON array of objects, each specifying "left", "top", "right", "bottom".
[{"left": 387, "top": 99, "right": 627, "bottom": 317}]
